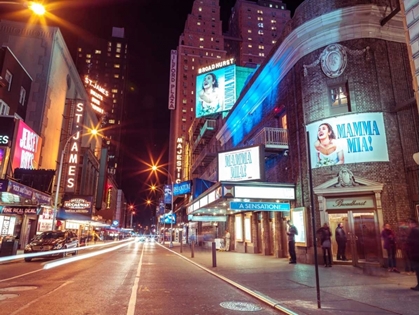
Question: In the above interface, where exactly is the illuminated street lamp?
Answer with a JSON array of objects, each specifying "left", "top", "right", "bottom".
[
  {"left": 129, "top": 205, "right": 135, "bottom": 228},
  {"left": 149, "top": 184, "right": 166, "bottom": 244},
  {"left": 51, "top": 128, "right": 98, "bottom": 230},
  {"left": 151, "top": 165, "right": 174, "bottom": 248}
]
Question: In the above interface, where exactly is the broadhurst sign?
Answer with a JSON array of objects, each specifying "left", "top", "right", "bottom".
[{"left": 217, "top": 145, "right": 265, "bottom": 182}]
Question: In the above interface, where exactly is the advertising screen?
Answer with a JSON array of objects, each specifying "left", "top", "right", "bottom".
[
  {"left": 306, "top": 112, "right": 389, "bottom": 169},
  {"left": 160, "top": 212, "right": 176, "bottom": 224},
  {"left": 12, "top": 120, "right": 42, "bottom": 170},
  {"left": 196, "top": 65, "right": 236, "bottom": 118}
]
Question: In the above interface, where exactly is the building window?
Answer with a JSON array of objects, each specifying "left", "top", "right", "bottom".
[
  {"left": 329, "top": 84, "right": 350, "bottom": 114},
  {"left": 95, "top": 50, "right": 101, "bottom": 54},
  {"left": 19, "top": 87, "right": 26, "bottom": 105},
  {"left": 116, "top": 43, "right": 122, "bottom": 48},
  {"left": 114, "top": 64, "right": 120, "bottom": 69},
  {"left": 5, "top": 70, "right": 12, "bottom": 91},
  {"left": 0, "top": 100, "right": 10, "bottom": 115}
]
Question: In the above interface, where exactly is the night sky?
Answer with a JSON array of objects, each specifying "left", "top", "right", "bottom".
[{"left": 2, "top": 0, "right": 304, "bottom": 225}]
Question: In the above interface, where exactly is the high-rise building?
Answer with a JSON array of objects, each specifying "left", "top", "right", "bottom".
[
  {"left": 225, "top": 0, "right": 290, "bottom": 67},
  {"left": 75, "top": 27, "right": 128, "bottom": 185},
  {"left": 168, "top": 0, "right": 290, "bottom": 183}
]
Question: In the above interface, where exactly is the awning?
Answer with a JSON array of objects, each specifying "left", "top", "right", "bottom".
[{"left": 186, "top": 181, "right": 295, "bottom": 220}]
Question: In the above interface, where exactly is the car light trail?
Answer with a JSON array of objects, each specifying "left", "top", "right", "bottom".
[{"left": 43, "top": 241, "right": 134, "bottom": 269}]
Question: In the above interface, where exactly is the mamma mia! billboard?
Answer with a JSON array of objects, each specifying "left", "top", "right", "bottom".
[{"left": 306, "top": 112, "right": 389, "bottom": 168}]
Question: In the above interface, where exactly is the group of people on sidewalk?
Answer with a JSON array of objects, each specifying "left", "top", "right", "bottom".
[
  {"left": 286, "top": 218, "right": 419, "bottom": 291},
  {"left": 381, "top": 219, "right": 419, "bottom": 291}
]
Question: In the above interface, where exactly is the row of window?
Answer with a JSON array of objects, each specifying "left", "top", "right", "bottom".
[{"left": 2, "top": 70, "right": 27, "bottom": 107}]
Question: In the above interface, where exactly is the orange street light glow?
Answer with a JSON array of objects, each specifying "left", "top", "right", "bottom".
[{"left": 28, "top": 2, "right": 46, "bottom": 15}]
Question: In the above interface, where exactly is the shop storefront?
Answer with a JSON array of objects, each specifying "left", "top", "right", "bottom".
[
  {"left": 0, "top": 179, "right": 52, "bottom": 249},
  {"left": 186, "top": 180, "right": 295, "bottom": 255},
  {"left": 314, "top": 169, "right": 384, "bottom": 267}
]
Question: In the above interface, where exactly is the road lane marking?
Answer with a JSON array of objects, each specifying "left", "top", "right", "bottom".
[{"left": 127, "top": 240, "right": 144, "bottom": 315}]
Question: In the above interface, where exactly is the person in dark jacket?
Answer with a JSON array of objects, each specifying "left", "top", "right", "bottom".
[
  {"left": 318, "top": 223, "right": 333, "bottom": 267},
  {"left": 406, "top": 218, "right": 419, "bottom": 291},
  {"left": 286, "top": 220, "right": 298, "bottom": 264},
  {"left": 335, "top": 222, "right": 347, "bottom": 261},
  {"left": 381, "top": 223, "right": 400, "bottom": 273}
]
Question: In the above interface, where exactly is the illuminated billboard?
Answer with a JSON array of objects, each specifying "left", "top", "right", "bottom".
[
  {"left": 218, "top": 145, "right": 265, "bottom": 182},
  {"left": 306, "top": 112, "right": 389, "bottom": 169},
  {"left": 195, "top": 64, "right": 255, "bottom": 118},
  {"left": 12, "top": 120, "right": 42, "bottom": 170},
  {"left": 196, "top": 65, "right": 235, "bottom": 118}
]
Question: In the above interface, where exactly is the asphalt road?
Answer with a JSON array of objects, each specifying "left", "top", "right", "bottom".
[{"left": 0, "top": 239, "right": 282, "bottom": 315}]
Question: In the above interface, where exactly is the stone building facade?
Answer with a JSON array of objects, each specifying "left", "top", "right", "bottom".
[{"left": 189, "top": 0, "right": 418, "bottom": 266}]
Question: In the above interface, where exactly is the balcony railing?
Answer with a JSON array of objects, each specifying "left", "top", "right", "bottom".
[
  {"left": 249, "top": 127, "right": 288, "bottom": 150},
  {"left": 192, "top": 120, "right": 217, "bottom": 154}
]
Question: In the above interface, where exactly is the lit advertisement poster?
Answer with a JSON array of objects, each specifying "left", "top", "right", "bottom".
[
  {"left": 12, "top": 120, "right": 42, "bottom": 170},
  {"left": 218, "top": 145, "right": 264, "bottom": 182},
  {"left": 196, "top": 65, "right": 236, "bottom": 118},
  {"left": 306, "top": 112, "right": 389, "bottom": 169}
]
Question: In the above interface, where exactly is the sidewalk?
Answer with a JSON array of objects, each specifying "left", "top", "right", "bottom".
[{"left": 163, "top": 242, "right": 419, "bottom": 315}]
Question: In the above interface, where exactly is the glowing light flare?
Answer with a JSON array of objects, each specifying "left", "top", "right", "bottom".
[{"left": 28, "top": 2, "right": 46, "bottom": 15}]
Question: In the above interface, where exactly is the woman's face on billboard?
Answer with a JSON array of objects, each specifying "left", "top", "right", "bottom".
[
  {"left": 203, "top": 74, "right": 215, "bottom": 89},
  {"left": 317, "top": 124, "right": 331, "bottom": 140}
]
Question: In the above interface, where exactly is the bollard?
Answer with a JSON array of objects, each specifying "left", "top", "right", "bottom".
[
  {"left": 212, "top": 241, "right": 217, "bottom": 267},
  {"left": 191, "top": 240, "right": 194, "bottom": 258}
]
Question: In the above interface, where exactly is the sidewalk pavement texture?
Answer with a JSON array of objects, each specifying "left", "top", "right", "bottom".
[{"left": 161, "top": 242, "right": 419, "bottom": 315}]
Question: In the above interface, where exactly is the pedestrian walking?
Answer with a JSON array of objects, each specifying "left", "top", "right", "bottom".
[
  {"left": 335, "top": 222, "right": 347, "bottom": 261},
  {"left": 286, "top": 220, "right": 298, "bottom": 264},
  {"left": 397, "top": 219, "right": 414, "bottom": 274},
  {"left": 381, "top": 223, "right": 400, "bottom": 273},
  {"left": 224, "top": 229, "right": 231, "bottom": 251},
  {"left": 406, "top": 218, "right": 419, "bottom": 291},
  {"left": 318, "top": 223, "right": 333, "bottom": 267}
]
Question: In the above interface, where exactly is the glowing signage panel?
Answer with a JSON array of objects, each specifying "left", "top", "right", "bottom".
[
  {"left": 218, "top": 145, "right": 264, "bottom": 182},
  {"left": 196, "top": 65, "right": 236, "bottom": 118},
  {"left": 65, "top": 102, "right": 85, "bottom": 192},
  {"left": 168, "top": 50, "right": 177, "bottom": 110},
  {"left": 12, "top": 120, "right": 42, "bottom": 170},
  {"left": 306, "top": 112, "right": 389, "bottom": 168}
]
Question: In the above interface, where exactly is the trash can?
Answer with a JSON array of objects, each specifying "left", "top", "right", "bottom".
[{"left": 0, "top": 236, "right": 18, "bottom": 256}]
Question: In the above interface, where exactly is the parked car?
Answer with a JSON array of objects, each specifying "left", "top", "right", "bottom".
[{"left": 24, "top": 230, "right": 79, "bottom": 262}]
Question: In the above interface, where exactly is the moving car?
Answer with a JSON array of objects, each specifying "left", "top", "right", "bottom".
[{"left": 24, "top": 230, "right": 79, "bottom": 262}]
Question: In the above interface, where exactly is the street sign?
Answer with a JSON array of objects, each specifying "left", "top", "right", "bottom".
[{"left": 229, "top": 201, "right": 290, "bottom": 211}]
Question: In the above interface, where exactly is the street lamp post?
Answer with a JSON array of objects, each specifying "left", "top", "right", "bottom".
[
  {"left": 151, "top": 166, "right": 174, "bottom": 248},
  {"left": 51, "top": 129, "right": 98, "bottom": 230}
]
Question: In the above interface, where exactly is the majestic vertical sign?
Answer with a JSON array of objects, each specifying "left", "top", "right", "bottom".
[
  {"left": 65, "top": 102, "right": 85, "bottom": 192},
  {"left": 168, "top": 50, "right": 177, "bottom": 110},
  {"left": 175, "top": 137, "right": 183, "bottom": 183},
  {"left": 12, "top": 120, "right": 42, "bottom": 170}
]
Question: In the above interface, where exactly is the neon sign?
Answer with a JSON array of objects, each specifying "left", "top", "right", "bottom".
[
  {"left": 84, "top": 76, "right": 109, "bottom": 115},
  {"left": 175, "top": 137, "right": 183, "bottom": 183},
  {"left": 198, "top": 58, "right": 235, "bottom": 74},
  {"left": 65, "top": 102, "right": 84, "bottom": 191},
  {"left": 12, "top": 120, "right": 42, "bottom": 170}
]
